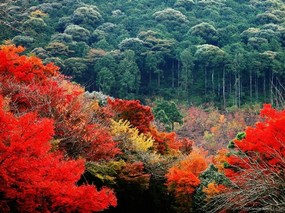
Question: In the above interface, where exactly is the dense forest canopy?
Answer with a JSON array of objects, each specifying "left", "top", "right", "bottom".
[
  {"left": 1, "top": 1, "right": 285, "bottom": 213},
  {"left": 2, "top": 0, "right": 285, "bottom": 107}
]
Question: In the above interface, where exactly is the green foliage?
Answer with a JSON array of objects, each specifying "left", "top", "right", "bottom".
[
  {"left": 72, "top": 6, "right": 102, "bottom": 28},
  {"left": 12, "top": 35, "right": 34, "bottom": 47},
  {"left": 235, "top": 132, "right": 246, "bottom": 141},
  {"left": 193, "top": 164, "right": 230, "bottom": 211},
  {"left": 3, "top": 0, "right": 285, "bottom": 106},
  {"left": 153, "top": 99, "right": 183, "bottom": 131},
  {"left": 190, "top": 22, "right": 219, "bottom": 44},
  {"left": 64, "top": 24, "right": 91, "bottom": 42},
  {"left": 153, "top": 8, "right": 188, "bottom": 24}
]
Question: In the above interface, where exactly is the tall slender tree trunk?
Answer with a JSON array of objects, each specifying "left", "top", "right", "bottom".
[
  {"left": 177, "top": 60, "right": 181, "bottom": 89},
  {"left": 172, "top": 61, "right": 175, "bottom": 88},
  {"left": 238, "top": 72, "right": 241, "bottom": 108},
  {"left": 255, "top": 74, "right": 258, "bottom": 102},
  {"left": 234, "top": 73, "right": 238, "bottom": 107},
  {"left": 158, "top": 71, "right": 161, "bottom": 88},
  {"left": 204, "top": 65, "right": 207, "bottom": 99},
  {"left": 212, "top": 69, "right": 215, "bottom": 96},
  {"left": 229, "top": 73, "right": 232, "bottom": 105},
  {"left": 185, "top": 67, "right": 189, "bottom": 100},
  {"left": 222, "top": 66, "right": 226, "bottom": 109},
  {"left": 263, "top": 75, "right": 266, "bottom": 103},
  {"left": 250, "top": 69, "right": 252, "bottom": 103}
]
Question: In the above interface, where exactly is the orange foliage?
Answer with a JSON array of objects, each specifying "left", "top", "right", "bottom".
[
  {"left": 165, "top": 148, "right": 209, "bottom": 203},
  {"left": 202, "top": 181, "right": 226, "bottom": 200},
  {"left": 149, "top": 126, "right": 182, "bottom": 154},
  {"left": 212, "top": 148, "right": 229, "bottom": 172}
]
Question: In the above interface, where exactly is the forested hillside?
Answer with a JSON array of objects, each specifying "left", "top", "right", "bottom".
[
  {"left": 2, "top": 0, "right": 285, "bottom": 106},
  {"left": 1, "top": 0, "right": 285, "bottom": 212},
  {"left": 1, "top": 43, "right": 284, "bottom": 213}
]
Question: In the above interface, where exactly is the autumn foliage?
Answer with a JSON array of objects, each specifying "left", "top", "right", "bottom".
[
  {"left": 204, "top": 104, "right": 285, "bottom": 212},
  {"left": 3, "top": 44, "right": 280, "bottom": 213},
  {"left": 0, "top": 44, "right": 195, "bottom": 212},
  {"left": 165, "top": 148, "right": 209, "bottom": 211},
  {"left": 178, "top": 106, "right": 260, "bottom": 153},
  {"left": 108, "top": 98, "right": 185, "bottom": 154},
  {"left": 108, "top": 98, "right": 154, "bottom": 134},
  {"left": 0, "top": 44, "right": 120, "bottom": 161},
  {"left": 0, "top": 44, "right": 120, "bottom": 212},
  {"left": 0, "top": 95, "right": 116, "bottom": 212},
  {"left": 226, "top": 104, "right": 285, "bottom": 178}
]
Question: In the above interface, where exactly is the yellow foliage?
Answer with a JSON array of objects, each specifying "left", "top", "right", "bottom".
[
  {"left": 202, "top": 181, "right": 225, "bottom": 200},
  {"left": 212, "top": 148, "right": 229, "bottom": 172},
  {"left": 219, "top": 114, "right": 226, "bottom": 123},
  {"left": 90, "top": 100, "right": 100, "bottom": 111},
  {"left": 110, "top": 119, "right": 154, "bottom": 152},
  {"left": 30, "top": 10, "right": 48, "bottom": 18},
  {"left": 86, "top": 160, "right": 126, "bottom": 185},
  {"left": 50, "top": 139, "right": 60, "bottom": 151}
]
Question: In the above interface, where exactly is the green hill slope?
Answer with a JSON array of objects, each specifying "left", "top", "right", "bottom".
[{"left": 2, "top": 0, "right": 285, "bottom": 107}]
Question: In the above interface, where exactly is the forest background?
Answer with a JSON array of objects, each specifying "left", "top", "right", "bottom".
[
  {"left": 2, "top": 0, "right": 285, "bottom": 107},
  {"left": 1, "top": 0, "right": 285, "bottom": 212}
]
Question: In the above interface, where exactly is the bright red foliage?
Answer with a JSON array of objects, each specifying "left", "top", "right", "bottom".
[
  {"left": 0, "top": 44, "right": 120, "bottom": 161},
  {"left": 108, "top": 98, "right": 154, "bottom": 133},
  {"left": 226, "top": 104, "right": 285, "bottom": 179},
  {"left": 0, "top": 44, "right": 58, "bottom": 83},
  {"left": 149, "top": 126, "right": 182, "bottom": 154},
  {"left": 108, "top": 98, "right": 186, "bottom": 154},
  {"left": 0, "top": 95, "right": 116, "bottom": 212}
]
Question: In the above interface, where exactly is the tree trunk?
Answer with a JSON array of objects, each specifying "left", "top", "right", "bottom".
[
  {"left": 149, "top": 70, "right": 152, "bottom": 94},
  {"left": 212, "top": 69, "right": 215, "bottom": 96},
  {"left": 172, "top": 61, "right": 175, "bottom": 88},
  {"left": 255, "top": 74, "right": 258, "bottom": 102},
  {"left": 263, "top": 75, "right": 266, "bottom": 103},
  {"left": 238, "top": 72, "right": 241, "bottom": 108},
  {"left": 204, "top": 65, "right": 207, "bottom": 99},
  {"left": 177, "top": 60, "right": 181, "bottom": 89},
  {"left": 235, "top": 73, "right": 238, "bottom": 107},
  {"left": 222, "top": 66, "right": 226, "bottom": 109},
  {"left": 158, "top": 71, "right": 161, "bottom": 88},
  {"left": 250, "top": 70, "right": 252, "bottom": 103}
]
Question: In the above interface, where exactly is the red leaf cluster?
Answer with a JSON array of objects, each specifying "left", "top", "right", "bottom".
[
  {"left": 0, "top": 95, "right": 116, "bottom": 212},
  {"left": 165, "top": 148, "right": 209, "bottom": 202},
  {"left": 149, "top": 126, "right": 182, "bottom": 154},
  {"left": 108, "top": 98, "right": 154, "bottom": 133},
  {"left": 108, "top": 98, "right": 186, "bottom": 154},
  {"left": 226, "top": 104, "right": 285, "bottom": 179},
  {"left": 118, "top": 162, "right": 151, "bottom": 190},
  {"left": 0, "top": 44, "right": 120, "bottom": 161},
  {"left": 0, "top": 45, "right": 58, "bottom": 83}
]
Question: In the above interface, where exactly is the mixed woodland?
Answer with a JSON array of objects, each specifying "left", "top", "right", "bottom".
[
  {"left": 2, "top": 0, "right": 285, "bottom": 106},
  {"left": 1, "top": 0, "right": 285, "bottom": 212}
]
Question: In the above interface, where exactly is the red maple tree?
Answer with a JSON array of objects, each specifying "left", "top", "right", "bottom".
[
  {"left": 0, "top": 95, "right": 117, "bottom": 212},
  {"left": 0, "top": 44, "right": 120, "bottom": 161},
  {"left": 206, "top": 104, "right": 285, "bottom": 212}
]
